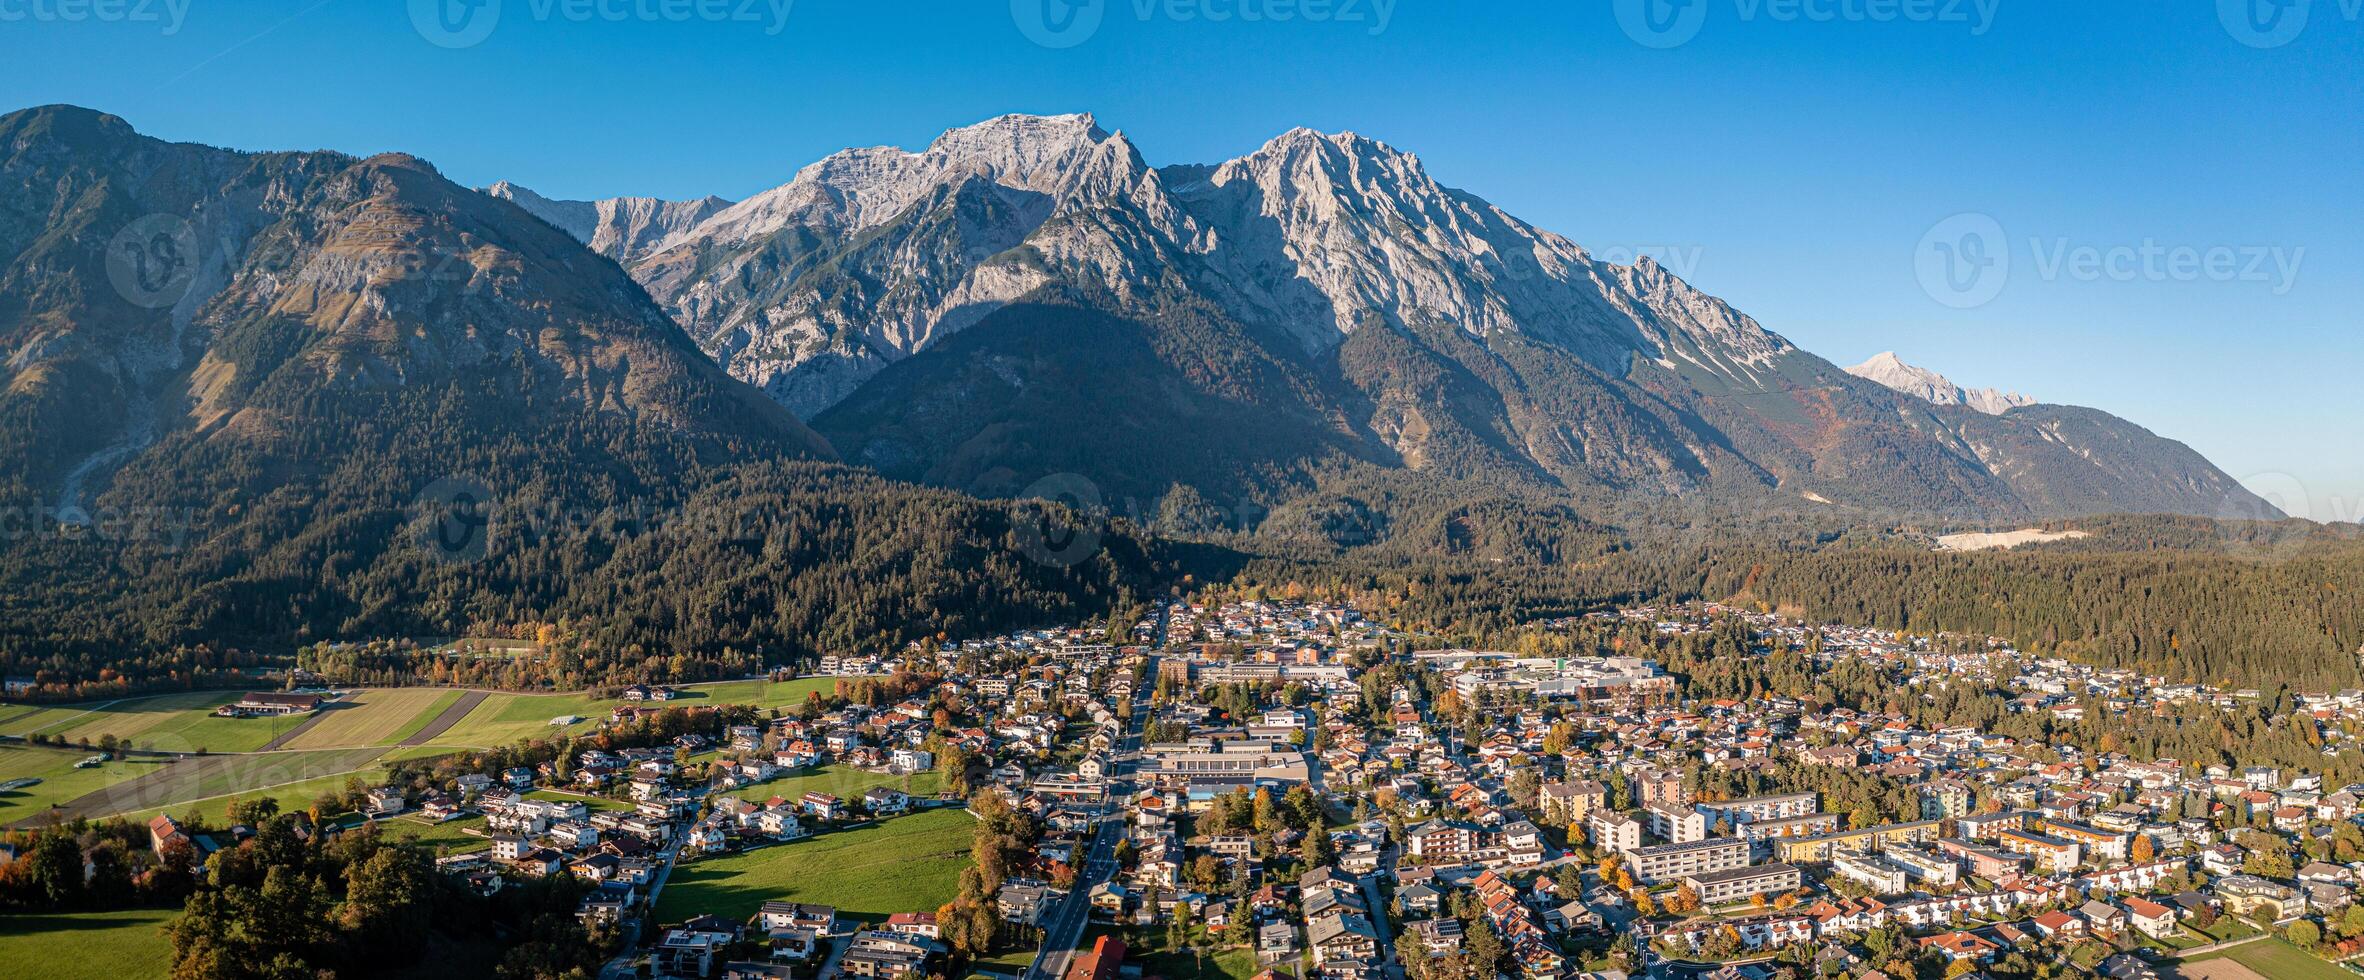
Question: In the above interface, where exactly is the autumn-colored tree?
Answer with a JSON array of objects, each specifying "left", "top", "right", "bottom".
[{"left": 1630, "top": 888, "right": 1657, "bottom": 917}]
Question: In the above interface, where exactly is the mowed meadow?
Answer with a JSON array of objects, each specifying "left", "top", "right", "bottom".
[
  {"left": 651, "top": 806, "right": 976, "bottom": 925},
  {"left": 0, "top": 675, "right": 855, "bottom": 827}
]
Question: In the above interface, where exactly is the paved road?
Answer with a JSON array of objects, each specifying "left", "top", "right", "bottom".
[
  {"left": 598, "top": 829, "right": 689, "bottom": 980},
  {"left": 1360, "top": 871, "right": 1403, "bottom": 980},
  {"left": 1027, "top": 606, "right": 1166, "bottom": 980},
  {"left": 398, "top": 690, "right": 487, "bottom": 746}
]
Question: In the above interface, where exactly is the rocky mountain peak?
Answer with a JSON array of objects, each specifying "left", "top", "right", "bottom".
[
  {"left": 1847, "top": 351, "right": 2037, "bottom": 415},
  {"left": 658, "top": 112, "right": 1149, "bottom": 256},
  {"left": 483, "top": 180, "right": 732, "bottom": 264},
  {"left": 356, "top": 151, "right": 440, "bottom": 176},
  {"left": 1214, "top": 126, "right": 1437, "bottom": 203}
]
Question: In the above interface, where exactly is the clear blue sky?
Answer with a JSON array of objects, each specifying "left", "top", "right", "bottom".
[{"left": 3, "top": 0, "right": 2357, "bottom": 520}]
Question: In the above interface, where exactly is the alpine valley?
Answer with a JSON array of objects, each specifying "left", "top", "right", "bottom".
[{"left": 0, "top": 105, "right": 2316, "bottom": 690}]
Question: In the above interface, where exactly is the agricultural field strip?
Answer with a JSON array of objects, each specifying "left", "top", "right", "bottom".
[
  {"left": 48, "top": 746, "right": 392, "bottom": 822},
  {"left": 396, "top": 691, "right": 485, "bottom": 746},
  {"left": 5, "top": 676, "right": 860, "bottom": 820},
  {"left": 281, "top": 689, "right": 456, "bottom": 750}
]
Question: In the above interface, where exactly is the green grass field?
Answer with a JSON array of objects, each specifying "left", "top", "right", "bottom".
[
  {"left": 0, "top": 702, "right": 133, "bottom": 738},
  {"left": 424, "top": 692, "right": 607, "bottom": 749},
  {"left": 1132, "top": 938, "right": 1260, "bottom": 980},
  {"left": 677, "top": 677, "right": 844, "bottom": 710},
  {"left": 0, "top": 908, "right": 177, "bottom": 980},
  {"left": 379, "top": 745, "right": 466, "bottom": 764},
  {"left": 26, "top": 692, "right": 231, "bottom": 739},
  {"left": 653, "top": 808, "right": 975, "bottom": 925},
  {"left": 527, "top": 788, "right": 632, "bottom": 813},
  {"left": 121, "top": 707, "right": 294, "bottom": 755},
  {"left": 378, "top": 813, "right": 492, "bottom": 852},
  {"left": 741, "top": 764, "right": 945, "bottom": 803},
  {"left": 119, "top": 768, "right": 378, "bottom": 826},
  {"left": 0, "top": 691, "right": 296, "bottom": 754},
  {"left": 0, "top": 745, "right": 174, "bottom": 818},
  {"left": 2178, "top": 938, "right": 2351, "bottom": 980},
  {"left": 72, "top": 746, "right": 391, "bottom": 823},
  {"left": 421, "top": 677, "right": 844, "bottom": 750},
  {"left": 282, "top": 689, "right": 457, "bottom": 750}
]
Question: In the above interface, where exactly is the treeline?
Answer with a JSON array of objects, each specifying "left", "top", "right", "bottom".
[
  {"left": 0, "top": 443, "right": 1216, "bottom": 692},
  {"left": 1217, "top": 513, "right": 2364, "bottom": 695},
  {"left": 0, "top": 645, "right": 279, "bottom": 703},
  {"left": 166, "top": 815, "right": 610, "bottom": 980},
  {"left": 1707, "top": 539, "right": 2364, "bottom": 692},
  {"left": 1, "top": 809, "right": 607, "bottom": 980},
  {"left": 1550, "top": 613, "right": 2364, "bottom": 787}
]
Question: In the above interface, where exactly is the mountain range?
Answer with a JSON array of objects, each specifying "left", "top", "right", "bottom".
[
  {"left": 0, "top": 104, "right": 2280, "bottom": 582},
  {"left": 487, "top": 112, "right": 2272, "bottom": 525},
  {"left": 0, "top": 105, "right": 1173, "bottom": 669}
]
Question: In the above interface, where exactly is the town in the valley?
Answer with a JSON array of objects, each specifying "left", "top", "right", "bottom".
[{"left": 82, "top": 596, "right": 2364, "bottom": 980}]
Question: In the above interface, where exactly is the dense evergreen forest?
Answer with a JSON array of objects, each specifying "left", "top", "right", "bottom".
[
  {"left": 0, "top": 369, "right": 1210, "bottom": 700},
  {"left": 1223, "top": 512, "right": 2364, "bottom": 694}
]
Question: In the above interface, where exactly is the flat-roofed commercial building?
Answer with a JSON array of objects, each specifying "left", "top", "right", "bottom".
[{"left": 1143, "top": 741, "right": 1310, "bottom": 786}]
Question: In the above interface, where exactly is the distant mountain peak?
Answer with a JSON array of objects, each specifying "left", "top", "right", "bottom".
[
  {"left": 928, "top": 111, "right": 1110, "bottom": 152},
  {"left": 483, "top": 180, "right": 734, "bottom": 264},
  {"left": 1847, "top": 351, "right": 2036, "bottom": 415},
  {"left": 357, "top": 151, "right": 440, "bottom": 176}
]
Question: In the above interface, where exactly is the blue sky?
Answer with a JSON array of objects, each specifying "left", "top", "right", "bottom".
[{"left": 2, "top": 0, "right": 2357, "bottom": 520}]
